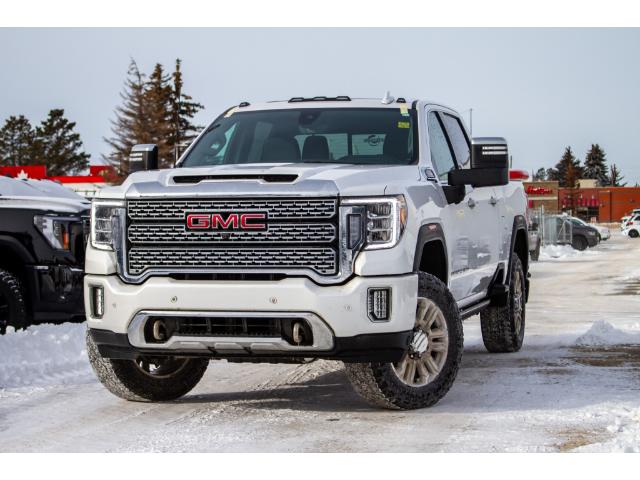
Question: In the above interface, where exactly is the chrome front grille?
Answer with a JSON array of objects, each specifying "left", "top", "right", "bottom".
[
  {"left": 128, "top": 247, "right": 336, "bottom": 275},
  {"left": 128, "top": 198, "right": 337, "bottom": 221},
  {"left": 125, "top": 197, "right": 339, "bottom": 278},
  {"left": 128, "top": 223, "right": 336, "bottom": 243}
]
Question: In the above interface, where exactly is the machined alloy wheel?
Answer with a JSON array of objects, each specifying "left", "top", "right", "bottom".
[
  {"left": 392, "top": 298, "right": 449, "bottom": 387},
  {"left": 343, "top": 272, "right": 463, "bottom": 410},
  {"left": 134, "top": 357, "right": 191, "bottom": 379},
  {"left": 512, "top": 267, "right": 524, "bottom": 338}
]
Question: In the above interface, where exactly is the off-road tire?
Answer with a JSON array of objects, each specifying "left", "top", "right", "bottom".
[
  {"left": 344, "top": 273, "right": 463, "bottom": 410},
  {"left": 480, "top": 255, "right": 526, "bottom": 353},
  {"left": 629, "top": 229, "right": 639, "bottom": 239},
  {"left": 572, "top": 235, "right": 588, "bottom": 251},
  {"left": 86, "top": 330, "right": 209, "bottom": 402},
  {"left": 530, "top": 239, "right": 541, "bottom": 261},
  {"left": 0, "top": 268, "right": 27, "bottom": 334}
]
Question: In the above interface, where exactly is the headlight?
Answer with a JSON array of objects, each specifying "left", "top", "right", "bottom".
[
  {"left": 91, "top": 200, "right": 125, "bottom": 251},
  {"left": 33, "top": 215, "right": 73, "bottom": 250},
  {"left": 342, "top": 196, "right": 407, "bottom": 250}
]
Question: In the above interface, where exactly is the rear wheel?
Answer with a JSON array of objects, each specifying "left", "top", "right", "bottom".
[
  {"left": 572, "top": 235, "right": 588, "bottom": 251},
  {"left": 0, "top": 269, "right": 27, "bottom": 334},
  {"left": 530, "top": 238, "right": 541, "bottom": 261},
  {"left": 480, "top": 255, "right": 526, "bottom": 353},
  {"left": 629, "top": 229, "right": 639, "bottom": 238},
  {"left": 86, "top": 330, "right": 209, "bottom": 402},
  {"left": 344, "top": 273, "right": 463, "bottom": 410}
]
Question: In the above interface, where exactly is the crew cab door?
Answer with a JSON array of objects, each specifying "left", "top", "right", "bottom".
[{"left": 425, "top": 109, "right": 502, "bottom": 303}]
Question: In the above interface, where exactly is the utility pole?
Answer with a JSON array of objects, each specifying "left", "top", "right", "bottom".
[{"left": 469, "top": 108, "right": 473, "bottom": 136}]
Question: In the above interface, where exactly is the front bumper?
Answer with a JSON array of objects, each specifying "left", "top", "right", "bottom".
[
  {"left": 84, "top": 273, "right": 418, "bottom": 361},
  {"left": 27, "top": 264, "right": 85, "bottom": 323}
]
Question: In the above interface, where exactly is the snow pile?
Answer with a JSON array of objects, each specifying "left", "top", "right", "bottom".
[
  {"left": 0, "top": 323, "right": 94, "bottom": 390},
  {"left": 539, "top": 244, "right": 600, "bottom": 261},
  {"left": 578, "top": 408, "right": 640, "bottom": 453},
  {"left": 574, "top": 320, "right": 640, "bottom": 346}
]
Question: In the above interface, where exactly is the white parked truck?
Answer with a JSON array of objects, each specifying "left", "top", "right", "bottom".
[{"left": 85, "top": 95, "right": 530, "bottom": 409}]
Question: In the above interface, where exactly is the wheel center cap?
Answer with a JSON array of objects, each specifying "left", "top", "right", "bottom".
[{"left": 411, "top": 329, "right": 429, "bottom": 355}]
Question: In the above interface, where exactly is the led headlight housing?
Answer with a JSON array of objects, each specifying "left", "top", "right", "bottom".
[
  {"left": 33, "top": 215, "right": 74, "bottom": 250},
  {"left": 91, "top": 200, "right": 125, "bottom": 251},
  {"left": 342, "top": 196, "right": 407, "bottom": 250}
]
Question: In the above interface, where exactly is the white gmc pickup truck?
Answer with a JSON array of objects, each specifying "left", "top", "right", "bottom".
[{"left": 85, "top": 95, "right": 529, "bottom": 410}]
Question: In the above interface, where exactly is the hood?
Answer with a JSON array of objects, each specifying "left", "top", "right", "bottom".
[
  {"left": 97, "top": 163, "right": 420, "bottom": 199},
  {"left": 0, "top": 177, "right": 90, "bottom": 214}
]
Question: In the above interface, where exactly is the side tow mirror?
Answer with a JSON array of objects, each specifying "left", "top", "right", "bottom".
[
  {"left": 129, "top": 144, "right": 159, "bottom": 173},
  {"left": 448, "top": 137, "right": 509, "bottom": 187}
]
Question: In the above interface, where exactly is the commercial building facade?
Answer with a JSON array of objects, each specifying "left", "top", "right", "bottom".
[{"left": 525, "top": 180, "right": 640, "bottom": 222}]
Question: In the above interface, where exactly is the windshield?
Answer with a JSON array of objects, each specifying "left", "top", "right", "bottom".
[{"left": 180, "top": 108, "right": 416, "bottom": 167}]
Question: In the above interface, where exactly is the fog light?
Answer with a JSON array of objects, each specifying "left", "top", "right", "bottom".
[
  {"left": 368, "top": 288, "right": 391, "bottom": 322},
  {"left": 91, "top": 286, "right": 104, "bottom": 318}
]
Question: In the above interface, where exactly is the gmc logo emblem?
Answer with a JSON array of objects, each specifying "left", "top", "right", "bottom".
[{"left": 186, "top": 212, "right": 267, "bottom": 230}]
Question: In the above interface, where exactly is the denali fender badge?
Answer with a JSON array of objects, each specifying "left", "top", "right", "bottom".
[{"left": 186, "top": 212, "right": 267, "bottom": 230}]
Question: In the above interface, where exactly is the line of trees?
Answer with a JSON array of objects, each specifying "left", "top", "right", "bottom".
[
  {"left": 104, "top": 59, "right": 203, "bottom": 175},
  {"left": 0, "top": 109, "right": 90, "bottom": 175},
  {"left": 533, "top": 144, "right": 626, "bottom": 187}
]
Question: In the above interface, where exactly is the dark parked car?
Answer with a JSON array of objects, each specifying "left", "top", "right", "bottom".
[
  {"left": 0, "top": 177, "right": 89, "bottom": 333},
  {"left": 567, "top": 216, "right": 600, "bottom": 250}
]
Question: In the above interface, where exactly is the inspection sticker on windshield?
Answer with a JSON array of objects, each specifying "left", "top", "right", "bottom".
[
  {"left": 398, "top": 121, "right": 410, "bottom": 129},
  {"left": 399, "top": 105, "right": 409, "bottom": 117}
]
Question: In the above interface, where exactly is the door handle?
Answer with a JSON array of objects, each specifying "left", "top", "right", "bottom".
[
  {"left": 467, "top": 198, "right": 476, "bottom": 209},
  {"left": 490, "top": 196, "right": 498, "bottom": 206}
]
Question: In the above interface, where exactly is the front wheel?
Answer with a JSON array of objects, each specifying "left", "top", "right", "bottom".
[
  {"left": 344, "top": 273, "right": 463, "bottom": 410},
  {"left": 572, "top": 235, "right": 588, "bottom": 251},
  {"left": 629, "top": 229, "right": 639, "bottom": 238},
  {"left": 86, "top": 330, "right": 209, "bottom": 402},
  {"left": 0, "top": 269, "right": 27, "bottom": 334}
]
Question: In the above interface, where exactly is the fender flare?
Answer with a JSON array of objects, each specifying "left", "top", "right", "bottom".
[
  {"left": 412, "top": 222, "right": 449, "bottom": 283},
  {"left": 507, "top": 214, "right": 529, "bottom": 298},
  {"left": 0, "top": 235, "right": 35, "bottom": 266}
]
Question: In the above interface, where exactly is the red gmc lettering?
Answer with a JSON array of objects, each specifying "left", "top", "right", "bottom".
[
  {"left": 186, "top": 214, "right": 211, "bottom": 229},
  {"left": 240, "top": 213, "right": 266, "bottom": 229},
  {"left": 212, "top": 213, "right": 239, "bottom": 229},
  {"left": 186, "top": 213, "right": 266, "bottom": 230}
]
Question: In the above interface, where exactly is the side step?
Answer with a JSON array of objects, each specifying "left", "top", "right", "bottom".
[{"left": 459, "top": 299, "right": 491, "bottom": 320}]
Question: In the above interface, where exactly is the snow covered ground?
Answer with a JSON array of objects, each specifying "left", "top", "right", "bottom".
[{"left": 1, "top": 232, "right": 640, "bottom": 452}]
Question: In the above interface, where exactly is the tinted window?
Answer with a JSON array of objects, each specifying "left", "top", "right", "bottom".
[
  {"left": 181, "top": 108, "right": 416, "bottom": 167},
  {"left": 427, "top": 112, "right": 457, "bottom": 182},
  {"left": 440, "top": 113, "right": 470, "bottom": 167}
]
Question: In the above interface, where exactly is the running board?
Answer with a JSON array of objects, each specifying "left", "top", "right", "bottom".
[{"left": 459, "top": 299, "right": 491, "bottom": 320}]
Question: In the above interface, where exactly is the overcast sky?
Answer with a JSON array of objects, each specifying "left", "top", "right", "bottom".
[{"left": 1, "top": 28, "right": 639, "bottom": 183}]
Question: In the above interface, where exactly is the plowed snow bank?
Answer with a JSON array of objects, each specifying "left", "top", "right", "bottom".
[{"left": 0, "top": 323, "right": 93, "bottom": 390}]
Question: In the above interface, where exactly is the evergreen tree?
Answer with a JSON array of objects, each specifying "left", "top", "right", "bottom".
[
  {"left": 169, "top": 58, "right": 204, "bottom": 165},
  {"left": 554, "top": 146, "right": 583, "bottom": 187},
  {"left": 104, "top": 60, "right": 151, "bottom": 175},
  {"left": 546, "top": 167, "right": 558, "bottom": 182},
  {"left": 533, "top": 167, "right": 547, "bottom": 181},
  {"left": 105, "top": 59, "right": 204, "bottom": 174},
  {"left": 0, "top": 115, "right": 36, "bottom": 166},
  {"left": 144, "top": 63, "right": 174, "bottom": 168},
  {"left": 33, "top": 109, "right": 90, "bottom": 175},
  {"left": 583, "top": 144, "right": 609, "bottom": 186},
  {"left": 609, "top": 163, "right": 626, "bottom": 187}
]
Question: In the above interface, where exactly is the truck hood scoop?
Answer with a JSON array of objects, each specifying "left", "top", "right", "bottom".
[{"left": 172, "top": 174, "right": 298, "bottom": 184}]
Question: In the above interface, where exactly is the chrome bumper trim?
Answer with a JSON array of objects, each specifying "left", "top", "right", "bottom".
[{"left": 127, "top": 310, "right": 335, "bottom": 352}]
